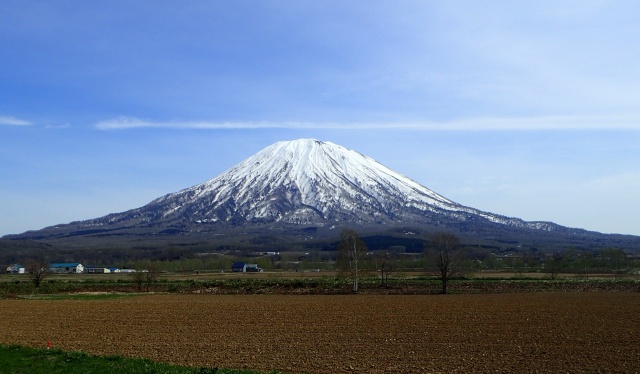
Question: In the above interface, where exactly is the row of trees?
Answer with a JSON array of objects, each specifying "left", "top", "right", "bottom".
[
  {"left": 14, "top": 229, "right": 634, "bottom": 294},
  {"left": 338, "top": 229, "right": 461, "bottom": 294},
  {"left": 337, "top": 229, "right": 640, "bottom": 293}
]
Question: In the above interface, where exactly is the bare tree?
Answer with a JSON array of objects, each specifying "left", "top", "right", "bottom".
[
  {"left": 336, "top": 228, "right": 368, "bottom": 293},
  {"left": 24, "top": 259, "right": 50, "bottom": 289},
  {"left": 129, "top": 264, "right": 160, "bottom": 292},
  {"left": 145, "top": 264, "right": 160, "bottom": 292},
  {"left": 545, "top": 251, "right": 563, "bottom": 280},
  {"left": 129, "top": 270, "right": 146, "bottom": 292},
  {"left": 375, "top": 252, "right": 395, "bottom": 288},
  {"left": 425, "top": 232, "right": 462, "bottom": 294}
]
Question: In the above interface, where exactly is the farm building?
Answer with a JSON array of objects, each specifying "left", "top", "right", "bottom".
[
  {"left": 49, "top": 262, "right": 84, "bottom": 274},
  {"left": 232, "top": 262, "right": 247, "bottom": 272},
  {"left": 85, "top": 267, "right": 111, "bottom": 274},
  {"left": 6, "top": 264, "right": 25, "bottom": 274},
  {"left": 246, "top": 264, "right": 263, "bottom": 272},
  {"left": 232, "top": 262, "right": 264, "bottom": 272}
]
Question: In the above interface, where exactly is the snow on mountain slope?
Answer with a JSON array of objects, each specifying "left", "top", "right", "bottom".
[
  {"left": 155, "top": 139, "right": 454, "bottom": 221},
  {"left": 92, "top": 138, "right": 556, "bottom": 231}
]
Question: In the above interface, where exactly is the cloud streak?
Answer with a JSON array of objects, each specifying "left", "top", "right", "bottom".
[
  {"left": 95, "top": 115, "right": 640, "bottom": 131},
  {"left": 0, "top": 116, "right": 31, "bottom": 126}
]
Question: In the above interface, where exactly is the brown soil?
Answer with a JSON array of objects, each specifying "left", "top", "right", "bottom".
[{"left": 1, "top": 293, "right": 639, "bottom": 373}]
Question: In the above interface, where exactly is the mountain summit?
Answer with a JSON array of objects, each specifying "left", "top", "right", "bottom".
[{"left": 149, "top": 138, "right": 461, "bottom": 226}]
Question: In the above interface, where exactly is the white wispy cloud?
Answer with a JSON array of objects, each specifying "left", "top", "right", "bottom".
[
  {"left": 95, "top": 115, "right": 640, "bottom": 131},
  {"left": 0, "top": 116, "right": 32, "bottom": 126},
  {"left": 44, "top": 123, "right": 71, "bottom": 129}
]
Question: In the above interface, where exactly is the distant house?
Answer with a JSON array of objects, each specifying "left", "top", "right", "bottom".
[
  {"left": 6, "top": 264, "right": 25, "bottom": 274},
  {"left": 108, "top": 267, "right": 121, "bottom": 273},
  {"left": 232, "top": 262, "right": 247, "bottom": 272},
  {"left": 85, "top": 267, "right": 111, "bottom": 274},
  {"left": 49, "top": 262, "right": 84, "bottom": 274}
]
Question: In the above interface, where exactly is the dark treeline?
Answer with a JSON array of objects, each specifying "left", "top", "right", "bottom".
[{"left": 1, "top": 235, "right": 638, "bottom": 275}]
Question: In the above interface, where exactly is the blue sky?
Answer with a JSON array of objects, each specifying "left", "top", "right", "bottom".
[{"left": 1, "top": 1, "right": 639, "bottom": 236}]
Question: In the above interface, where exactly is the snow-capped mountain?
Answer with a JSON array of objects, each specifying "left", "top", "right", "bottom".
[
  {"left": 10, "top": 138, "right": 640, "bottom": 252},
  {"left": 9, "top": 138, "right": 640, "bottom": 254},
  {"left": 49, "top": 138, "right": 557, "bottom": 232}
]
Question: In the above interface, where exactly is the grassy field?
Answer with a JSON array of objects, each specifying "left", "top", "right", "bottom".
[
  {"left": 0, "top": 344, "right": 270, "bottom": 373},
  {"left": 1, "top": 272, "right": 639, "bottom": 297},
  {"left": 1, "top": 293, "right": 639, "bottom": 373},
  {"left": 2, "top": 270, "right": 638, "bottom": 283}
]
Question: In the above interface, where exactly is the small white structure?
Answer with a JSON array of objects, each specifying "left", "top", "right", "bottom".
[
  {"left": 49, "top": 262, "right": 84, "bottom": 274},
  {"left": 6, "top": 264, "right": 25, "bottom": 274},
  {"left": 85, "top": 267, "right": 111, "bottom": 274}
]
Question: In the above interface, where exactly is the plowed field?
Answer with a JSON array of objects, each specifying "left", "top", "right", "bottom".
[{"left": 1, "top": 293, "right": 638, "bottom": 373}]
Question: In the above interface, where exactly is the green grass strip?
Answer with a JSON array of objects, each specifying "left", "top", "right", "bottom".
[{"left": 0, "top": 345, "right": 277, "bottom": 374}]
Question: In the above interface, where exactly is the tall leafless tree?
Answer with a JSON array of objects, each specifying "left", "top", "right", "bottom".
[
  {"left": 145, "top": 264, "right": 160, "bottom": 292},
  {"left": 130, "top": 270, "right": 146, "bottom": 292},
  {"left": 129, "top": 263, "right": 161, "bottom": 292},
  {"left": 375, "top": 252, "right": 395, "bottom": 288},
  {"left": 426, "top": 232, "right": 462, "bottom": 294},
  {"left": 24, "top": 259, "right": 50, "bottom": 289},
  {"left": 545, "top": 251, "right": 563, "bottom": 280},
  {"left": 337, "top": 228, "right": 368, "bottom": 293}
]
